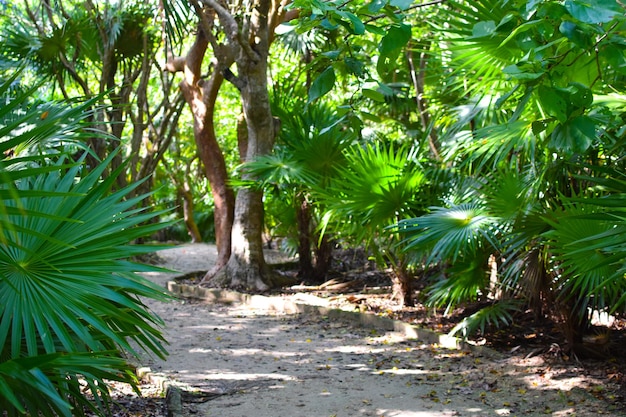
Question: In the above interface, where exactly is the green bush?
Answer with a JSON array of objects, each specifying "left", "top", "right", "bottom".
[{"left": 0, "top": 73, "right": 172, "bottom": 416}]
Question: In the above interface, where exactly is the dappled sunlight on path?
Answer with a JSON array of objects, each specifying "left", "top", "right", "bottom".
[{"left": 137, "top": 244, "right": 620, "bottom": 417}]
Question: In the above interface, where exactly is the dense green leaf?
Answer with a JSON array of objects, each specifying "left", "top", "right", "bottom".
[
  {"left": 538, "top": 85, "right": 568, "bottom": 123},
  {"left": 390, "top": 0, "right": 413, "bottom": 10},
  {"left": 362, "top": 88, "right": 386, "bottom": 102},
  {"left": 308, "top": 67, "right": 336, "bottom": 103},
  {"left": 378, "top": 23, "right": 412, "bottom": 55},
  {"left": 471, "top": 21, "right": 496, "bottom": 38},
  {"left": 559, "top": 21, "right": 593, "bottom": 48},
  {"left": 564, "top": 0, "right": 622, "bottom": 24},
  {"left": 368, "top": 0, "right": 388, "bottom": 13},
  {"left": 550, "top": 115, "right": 596, "bottom": 154}
]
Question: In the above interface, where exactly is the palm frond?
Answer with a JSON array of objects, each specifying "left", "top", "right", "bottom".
[
  {"left": 318, "top": 142, "right": 428, "bottom": 249},
  {"left": 543, "top": 203, "right": 622, "bottom": 314},
  {"left": 449, "top": 299, "right": 522, "bottom": 339},
  {"left": 480, "top": 167, "right": 537, "bottom": 222},
  {"left": 451, "top": 120, "right": 536, "bottom": 173},
  {"left": 399, "top": 202, "right": 501, "bottom": 264},
  {"left": 425, "top": 253, "right": 492, "bottom": 313}
]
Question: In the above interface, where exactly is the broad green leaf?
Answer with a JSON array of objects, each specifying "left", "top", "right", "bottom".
[
  {"left": 499, "top": 20, "right": 546, "bottom": 47},
  {"left": 391, "top": 0, "right": 413, "bottom": 10},
  {"left": 379, "top": 23, "right": 412, "bottom": 55},
  {"left": 377, "top": 23, "right": 412, "bottom": 77},
  {"left": 344, "top": 11, "right": 365, "bottom": 35},
  {"left": 568, "top": 82, "right": 593, "bottom": 109},
  {"left": 365, "top": 23, "right": 387, "bottom": 35},
  {"left": 559, "top": 21, "right": 593, "bottom": 48},
  {"left": 564, "top": 0, "right": 622, "bottom": 24},
  {"left": 362, "top": 88, "right": 386, "bottom": 102},
  {"left": 550, "top": 115, "right": 596, "bottom": 154},
  {"left": 538, "top": 85, "right": 568, "bottom": 123},
  {"left": 308, "top": 67, "right": 336, "bottom": 103},
  {"left": 368, "top": 0, "right": 387, "bottom": 13},
  {"left": 345, "top": 57, "right": 366, "bottom": 77},
  {"left": 321, "top": 50, "right": 341, "bottom": 59},
  {"left": 471, "top": 21, "right": 496, "bottom": 38},
  {"left": 359, "top": 110, "right": 382, "bottom": 122},
  {"left": 502, "top": 63, "right": 544, "bottom": 80}
]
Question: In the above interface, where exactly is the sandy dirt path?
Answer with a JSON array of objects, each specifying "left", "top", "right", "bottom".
[{"left": 138, "top": 244, "right": 620, "bottom": 417}]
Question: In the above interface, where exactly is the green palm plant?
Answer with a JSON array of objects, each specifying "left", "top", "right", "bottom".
[
  {"left": 399, "top": 0, "right": 625, "bottom": 347},
  {"left": 0, "top": 73, "right": 171, "bottom": 416},
  {"left": 243, "top": 97, "right": 356, "bottom": 282},
  {"left": 319, "top": 141, "right": 435, "bottom": 306}
]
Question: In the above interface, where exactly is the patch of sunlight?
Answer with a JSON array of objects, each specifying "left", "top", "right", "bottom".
[
  {"left": 376, "top": 410, "right": 463, "bottom": 416},
  {"left": 201, "top": 371, "right": 297, "bottom": 381},
  {"left": 325, "top": 345, "right": 388, "bottom": 354},
  {"left": 188, "top": 347, "right": 302, "bottom": 358},
  {"left": 375, "top": 368, "right": 429, "bottom": 376}
]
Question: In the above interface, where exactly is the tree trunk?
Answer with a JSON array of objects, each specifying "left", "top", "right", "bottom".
[
  {"left": 391, "top": 266, "right": 414, "bottom": 307},
  {"left": 407, "top": 43, "right": 440, "bottom": 161},
  {"left": 167, "top": 25, "right": 235, "bottom": 275},
  {"left": 312, "top": 232, "right": 333, "bottom": 282},
  {"left": 208, "top": 61, "right": 276, "bottom": 290},
  {"left": 296, "top": 193, "right": 314, "bottom": 281},
  {"left": 200, "top": 0, "right": 284, "bottom": 291},
  {"left": 187, "top": 72, "right": 235, "bottom": 273},
  {"left": 181, "top": 186, "right": 203, "bottom": 243}
]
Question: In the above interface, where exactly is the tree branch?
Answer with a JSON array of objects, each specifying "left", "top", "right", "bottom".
[
  {"left": 366, "top": 0, "right": 447, "bottom": 24},
  {"left": 199, "top": 0, "right": 259, "bottom": 62}
]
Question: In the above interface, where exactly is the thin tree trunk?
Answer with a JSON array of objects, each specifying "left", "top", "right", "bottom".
[
  {"left": 181, "top": 184, "right": 203, "bottom": 243},
  {"left": 407, "top": 42, "right": 440, "bottom": 161},
  {"left": 296, "top": 193, "right": 314, "bottom": 281},
  {"left": 391, "top": 266, "right": 414, "bottom": 307}
]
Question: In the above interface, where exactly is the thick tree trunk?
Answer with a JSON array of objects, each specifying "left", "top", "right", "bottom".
[
  {"left": 203, "top": 0, "right": 278, "bottom": 291},
  {"left": 167, "top": 26, "right": 235, "bottom": 275},
  {"left": 186, "top": 73, "right": 234, "bottom": 273},
  {"left": 207, "top": 69, "right": 276, "bottom": 290}
]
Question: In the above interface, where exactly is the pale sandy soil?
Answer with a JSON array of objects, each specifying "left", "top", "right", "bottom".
[{"left": 134, "top": 244, "right": 622, "bottom": 417}]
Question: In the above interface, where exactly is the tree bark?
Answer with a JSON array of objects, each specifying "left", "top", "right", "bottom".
[
  {"left": 407, "top": 42, "right": 441, "bottom": 161},
  {"left": 391, "top": 266, "right": 414, "bottom": 307},
  {"left": 200, "top": 0, "right": 287, "bottom": 291},
  {"left": 296, "top": 193, "right": 314, "bottom": 281},
  {"left": 166, "top": 23, "right": 235, "bottom": 274}
]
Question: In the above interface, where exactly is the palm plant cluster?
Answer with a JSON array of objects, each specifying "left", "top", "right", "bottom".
[
  {"left": 270, "top": 0, "right": 626, "bottom": 354},
  {"left": 0, "top": 69, "right": 171, "bottom": 415},
  {"left": 395, "top": 0, "right": 626, "bottom": 351}
]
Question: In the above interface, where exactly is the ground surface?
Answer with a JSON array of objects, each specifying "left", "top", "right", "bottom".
[{"left": 118, "top": 243, "right": 624, "bottom": 417}]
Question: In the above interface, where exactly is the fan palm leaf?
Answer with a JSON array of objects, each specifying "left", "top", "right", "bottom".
[
  {"left": 334, "top": 143, "right": 425, "bottom": 225},
  {"left": 543, "top": 203, "right": 621, "bottom": 315},
  {"left": 0, "top": 71, "right": 172, "bottom": 416},
  {"left": 400, "top": 202, "right": 501, "bottom": 264}
]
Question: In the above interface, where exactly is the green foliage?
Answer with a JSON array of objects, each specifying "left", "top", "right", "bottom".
[
  {"left": 0, "top": 74, "right": 171, "bottom": 416},
  {"left": 400, "top": 203, "right": 500, "bottom": 264},
  {"left": 324, "top": 142, "right": 428, "bottom": 237},
  {"left": 398, "top": 0, "right": 626, "bottom": 340},
  {"left": 244, "top": 98, "right": 356, "bottom": 243},
  {"left": 450, "top": 300, "right": 521, "bottom": 338},
  {"left": 308, "top": 67, "right": 336, "bottom": 104}
]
